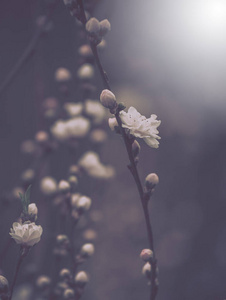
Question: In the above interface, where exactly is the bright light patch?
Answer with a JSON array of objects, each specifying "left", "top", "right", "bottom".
[{"left": 191, "top": 0, "right": 226, "bottom": 37}]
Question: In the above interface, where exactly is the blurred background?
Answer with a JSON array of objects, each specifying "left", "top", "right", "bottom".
[{"left": 1, "top": 0, "right": 226, "bottom": 299}]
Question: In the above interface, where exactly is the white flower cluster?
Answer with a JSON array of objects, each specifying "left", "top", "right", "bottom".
[
  {"left": 51, "top": 99, "right": 106, "bottom": 141},
  {"left": 10, "top": 222, "right": 43, "bottom": 247},
  {"left": 51, "top": 116, "right": 90, "bottom": 141},
  {"left": 78, "top": 151, "right": 115, "bottom": 179},
  {"left": 109, "top": 107, "right": 161, "bottom": 148}
]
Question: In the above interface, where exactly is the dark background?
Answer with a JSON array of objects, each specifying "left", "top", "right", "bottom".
[{"left": 0, "top": 0, "right": 226, "bottom": 299}]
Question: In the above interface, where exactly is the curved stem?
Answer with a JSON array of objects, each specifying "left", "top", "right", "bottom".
[
  {"left": 0, "top": 0, "right": 59, "bottom": 96},
  {"left": 75, "top": 2, "right": 158, "bottom": 299},
  {"left": 9, "top": 248, "right": 26, "bottom": 300}
]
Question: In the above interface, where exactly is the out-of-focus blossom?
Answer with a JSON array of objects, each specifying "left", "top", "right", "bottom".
[
  {"left": 55, "top": 68, "right": 72, "bottom": 82},
  {"left": 74, "top": 271, "right": 89, "bottom": 285},
  {"left": 40, "top": 176, "right": 57, "bottom": 196},
  {"left": 64, "top": 102, "right": 83, "bottom": 117},
  {"left": 78, "top": 44, "right": 92, "bottom": 58},
  {"left": 58, "top": 180, "right": 70, "bottom": 193},
  {"left": 78, "top": 151, "right": 114, "bottom": 179},
  {"left": 51, "top": 117, "right": 90, "bottom": 141},
  {"left": 51, "top": 120, "right": 68, "bottom": 142},
  {"left": 10, "top": 222, "right": 43, "bottom": 247},
  {"left": 77, "top": 64, "right": 94, "bottom": 79},
  {"left": 120, "top": 107, "right": 161, "bottom": 148},
  {"left": 80, "top": 243, "right": 95, "bottom": 257},
  {"left": 90, "top": 129, "right": 107, "bottom": 143},
  {"left": 66, "top": 116, "right": 90, "bottom": 138},
  {"left": 85, "top": 100, "right": 105, "bottom": 124}
]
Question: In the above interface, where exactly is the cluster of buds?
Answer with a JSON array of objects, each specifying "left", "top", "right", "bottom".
[
  {"left": 140, "top": 249, "right": 159, "bottom": 291},
  {"left": 36, "top": 275, "right": 52, "bottom": 298},
  {"left": 54, "top": 235, "right": 71, "bottom": 258},
  {"left": 53, "top": 268, "right": 89, "bottom": 299},
  {"left": 85, "top": 17, "right": 111, "bottom": 45}
]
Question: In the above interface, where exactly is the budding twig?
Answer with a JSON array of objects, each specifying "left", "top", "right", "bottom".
[{"left": 72, "top": 2, "right": 158, "bottom": 299}]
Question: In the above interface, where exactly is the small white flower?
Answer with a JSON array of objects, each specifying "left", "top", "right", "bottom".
[
  {"left": 10, "top": 222, "right": 43, "bottom": 247},
  {"left": 120, "top": 107, "right": 161, "bottom": 148},
  {"left": 28, "top": 203, "right": 38, "bottom": 216}
]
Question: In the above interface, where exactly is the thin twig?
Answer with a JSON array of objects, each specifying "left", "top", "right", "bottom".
[
  {"left": 9, "top": 247, "right": 26, "bottom": 300},
  {"left": 0, "top": 1, "right": 59, "bottom": 96}
]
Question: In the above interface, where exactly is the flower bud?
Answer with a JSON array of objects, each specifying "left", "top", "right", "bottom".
[
  {"left": 108, "top": 117, "right": 118, "bottom": 131},
  {"left": 76, "top": 196, "right": 92, "bottom": 212},
  {"left": 36, "top": 275, "right": 51, "bottom": 289},
  {"left": 55, "top": 68, "right": 72, "bottom": 82},
  {"left": 79, "top": 44, "right": 93, "bottom": 58},
  {"left": 28, "top": 203, "right": 38, "bottom": 216},
  {"left": 20, "top": 140, "right": 36, "bottom": 155},
  {"left": 0, "top": 275, "right": 9, "bottom": 294},
  {"left": 35, "top": 131, "right": 49, "bottom": 144},
  {"left": 142, "top": 262, "right": 151, "bottom": 276},
  {"left": 40, "top": 176, "right": 57, "bottom": 196},
  {"left": 59, "top": 269, "right": 72, "bottom": 281},
  {"left": 99, "top": 19, "right": 111, "bottom": 36},
  {"left": 58, "top": 180, "right": 71, "bottom": 193},
  {"left": 140, "top": 249, "right": 153, "bottom": 262},
  {"left": 68, "top": 175, "right": 78, "bottom": 187},
  {"left": 77, "top": 64, "right": 94, "bottom": 79},
  {"left": 69, "top": 165, "right": 80, "bottom": 175},
  {"left": 21, "top": 169, "right": 35, "bottom": 184},
  {"left": 56, "top": 235, "right": 70, "bottom": 247},
  {"left": 80, "top": 243, "right": 95, "bottom": 257},
  {"left": 132, "top": 140, "right": 141, "bottom": 158},
  {"left": 85, "top": 17, "right": 100, "bottom": 35},
  {"left": 75, "top": 271, "right": 89, "bottom": 286},
  {"left": 100, "top": 89, "right": 117, "bottom": 111},
  {"left": 63, "top": 288, "right": 75, "bottom": 299},
  {"left": 145, "top": 173, "right": 159, "bottom": 190},
  {"left": 83, "top": 229, "right": 97, "bottom": 241}
]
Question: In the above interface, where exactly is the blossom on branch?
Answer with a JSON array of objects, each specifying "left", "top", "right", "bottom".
[
  {"left": 10, "top": 222, "right": 43, "bottom": 247},
  {"left": 119, "top": 107, "right": 161, "bottom": 148}
]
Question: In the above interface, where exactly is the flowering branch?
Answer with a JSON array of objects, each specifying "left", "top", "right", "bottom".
[{"left": 63, "top": 1, "right": 159, "bottom": 299}]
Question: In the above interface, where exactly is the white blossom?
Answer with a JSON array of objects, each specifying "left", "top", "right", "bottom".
[
  {"left": 51, "top": 117, "right": 90, "bottom": 141},
  {"left": 85, "top": 100, "right": 105, "bottom": 124},
  {"left": 64, "top": 102, "right": 83, "bottom": 117},
  {"left": 50, "top": 120, "right": 68, "bottom": 141},
  {"left": 66, "top": 116, "right": 90, "bottom": 138},
  {"left": 10, "top": 222, "right": 43, "bottom": 247},
  {"left": 120, "top": 107, "right": 161, "bottom": 148},
  {"left": 78, "top": 151, "right": 114, "bottom": 179}
]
